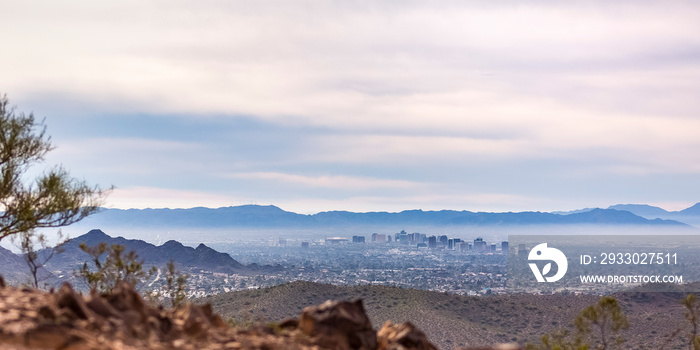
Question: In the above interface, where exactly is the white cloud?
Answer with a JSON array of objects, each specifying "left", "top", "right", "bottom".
[
  {"left": 3, "top": 1, "right": 700, "bottom": 211},
  {"left": 5, "top": 1, "right": 699, "bottom": 121},
  {"left": 298, "top": 133, "right": 530, "bottom": 165},
  {"left": 47, "top": 137, "right": 209, "bottom": 176},
  {"left": 54, "top": 137, "right": 201, "bottom": 155},
  {"left": 229, "top": 172, "right": 424, "bottom": 190}
]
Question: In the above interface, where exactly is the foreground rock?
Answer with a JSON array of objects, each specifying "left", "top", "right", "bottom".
[
  {"left": 0, "top": 281, "right": 227, "bottom": 349},
  {"left": 299, "top": 299, "right": 377, "bottom": 349},
  {"left": 0, "top": 276, "right": 442, "bottom": 350},
  {"left": 378, "top": 321, "right": 437, "bottom": 350}
]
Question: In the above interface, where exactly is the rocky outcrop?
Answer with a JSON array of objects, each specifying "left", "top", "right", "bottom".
[
  {"left": 299, "top": 299, "right": 377, "bottom": 350},
  {"left": 0, "top": 276, "right": 443, "bottom": 350},
  {"left": 0, "top": 278, "right": 226, "bottom": 349},
  {"left": 377, "top": 321, "right": 438, "bottom": 350}
]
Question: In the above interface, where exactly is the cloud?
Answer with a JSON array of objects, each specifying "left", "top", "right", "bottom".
[
  {"left": 297, "top": 133, "right": 530, "bottom": 165},
  {"left": 3, "top": 1, "right": 700, "bottom": 211},
  {"left": 5, "top": 1, "right": 700, "bottom": 121},
  {"left": 228, "top": 172, "right": 424, "bottom": 190},
  {"left": 47, "top": 137, "right": 209, "bottom": 176}
]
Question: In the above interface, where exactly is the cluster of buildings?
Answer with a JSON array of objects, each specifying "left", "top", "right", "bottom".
[{"left": 305, "top": 230, "right": 509, "bottom": 253}]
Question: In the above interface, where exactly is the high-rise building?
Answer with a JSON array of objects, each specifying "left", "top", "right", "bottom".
[
  {"left": 438, "top": 235, "right": 448, "bottom": 246},
  {"left": 301, "top": 242, "right": 309, "bottom": 249},
  {"left": 473, "top": 237, "right": 486, "bottom": 251},
  {"left": 352, "top": 235, "right": 365, "bottom": 243},
  {"left": 490, "top": 243, "right": 497, "bottom": 251},
  {"left": 428, "top": 235, "right": 437, "bottom": 249},
  {"left": 458, "top": 242, "right": 469, "bottom": 251},
  {"left": 372, "top": 233, "right": 386, "bottom": 243},
  {"left": 501, "top": 241, "right": 509, "bottom": 253},
  {"left": 395, "top": 230, "right": 408, "bottom": 243}
]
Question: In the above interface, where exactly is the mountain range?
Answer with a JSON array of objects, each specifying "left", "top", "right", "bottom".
[
  {"left": 0, "top": 229, "right": 266, "bottom": 286},
  {"left": 69, "top": 204, "right": 698, "bottom": 232},
  {"left": 0, "top": 245, "right": 38, "bottom": 283},
  {"left": 608, "top": 202, "right": 700, "bottom": 217},
  {"left": 555, "top": 202, "right": 700, "bottom": 226},
  {"left": 48, "top": 229, "right": 246, "bottom": 273}
]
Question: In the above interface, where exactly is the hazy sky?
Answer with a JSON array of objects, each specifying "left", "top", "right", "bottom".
[{"left": 2, "top": 1, "right": 699, "bottom": 213}]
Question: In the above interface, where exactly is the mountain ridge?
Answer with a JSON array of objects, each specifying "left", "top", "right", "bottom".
[
  {"left": 71, "top": 205, "right": 692, "bottom": 230},
  {"left": 0, "top": 229, "right": 274, "bottom": 289},
  {"left": 48, "top": 229, "right": 247, "bottom": 274},
  {"left": 604, "top": 202, "right": 700, "bottom": 226}
]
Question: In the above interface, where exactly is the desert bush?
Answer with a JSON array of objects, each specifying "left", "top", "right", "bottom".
[
  {"left": 527, "top": 296, "right": 628, "bottom": 350},
  {"left": 13, "top": 230, "right": 68, "bottom": 288},
  {"left": 76, "top": 242, "right": 156, "bottom": 293},
  {"left": 681, "top": 294, "right": 700, "bottom": 350},
  {"left": 145, "top": 260, "right": 190, "bottom": 308},
  {"left": 164, "top": 260, "right": 189, "bottom": 308}
]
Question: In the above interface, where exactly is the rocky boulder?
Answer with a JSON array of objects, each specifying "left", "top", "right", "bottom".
[
  {"left": 0, "top": 279, "right": 226, "bottom": 349},
  {"left": 377, "top": 321, "right": 438, "bottom": 350},
  {"left": 299, "top": 299, "right": 377, "bottom": 350}
]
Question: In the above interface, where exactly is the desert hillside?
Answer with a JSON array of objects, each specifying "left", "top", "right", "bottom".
[{"left": 198, "top": 280, "right": 693, "bottom": 349}]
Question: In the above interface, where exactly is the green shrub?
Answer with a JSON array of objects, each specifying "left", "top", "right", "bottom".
[
  {"left": 77, "top": 242, "right": 156, "bottom": 293},
  {"left": 527, "top": 296, "right": 628, "bottom": 350},
  {"left": 164, "top": 260, "right": 188, "bottom": 308}
]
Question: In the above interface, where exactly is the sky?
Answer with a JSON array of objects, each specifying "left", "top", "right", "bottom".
[{"left": 1, "top": 1, "right": 700, "bottom": 214}]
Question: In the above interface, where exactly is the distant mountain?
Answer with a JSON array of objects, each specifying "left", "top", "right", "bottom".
[
  {"left": 0, "top": 229, "right": 256, "bottom": 288},
  {"left": 679, "top": 202, "right": 700, "bottom": 215},
  {"left": 550, "top": 208, "right": 597, "bottom": 215},
  {"left": 0, "top": 246, "right": 34, "bottom": 284},
  {"left": 72, "top": 205, "right": 689, "bottom": 231},
  {"left": 605, "top": 202, "right": 700, "bottom": 227},
  {"left": 566, "top": 208, "right": 673, "bottom": 224},
  {"left": 45, "top": 229, "right": 246, "bottom": 274},
  {"left": 0, "top": 229, "right": 291, "bottom": 290},
  {"left": 607, "top": 204, "right": 671, "bottom": 218},
  {"left": 0, "top": 244, "right": 59, "bottom": 286},
  {"left": 77, "top": 205, "right": 308, "bottom": 228}
]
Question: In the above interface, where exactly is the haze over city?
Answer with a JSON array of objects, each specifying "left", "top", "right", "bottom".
[{"left": 2, "top": 1, "right": 699, "bottom": 213}]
